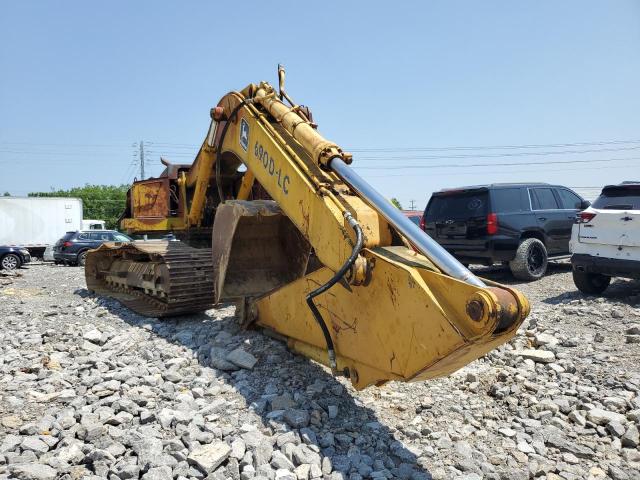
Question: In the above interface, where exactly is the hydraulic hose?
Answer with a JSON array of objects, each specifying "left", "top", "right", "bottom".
[
  {"left": 305, "top": 211, "right": 364, "bottom": 375},
  {"left": 215, "top": 99, "right": 250, "bottom": 204}
]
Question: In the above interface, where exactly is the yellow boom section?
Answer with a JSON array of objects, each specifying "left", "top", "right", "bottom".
[
  {"left": 206, "top": 81, "right": 529, "bottom": 389},
  {"left": 94, "top": 71, "right": 529, "bottom": 390}
]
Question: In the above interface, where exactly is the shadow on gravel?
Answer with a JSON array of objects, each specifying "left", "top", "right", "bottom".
[
  {"left": 79, "top": 290, "right": 432, "bottom": 480},
  {"left": 470, "top": 261, "right": 572, "bottom": 286},
  {"left": 542, "top": 278, "right": 640, "bottom": 306}
]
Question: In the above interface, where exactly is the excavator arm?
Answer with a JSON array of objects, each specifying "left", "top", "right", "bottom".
[{"left": 86, "top": 69, "right": 529, "bottom": 389}]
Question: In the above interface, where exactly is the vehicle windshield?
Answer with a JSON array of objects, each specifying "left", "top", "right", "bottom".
[
  {"left": 425, "top": 191, "right": 488, "bottom": 221},
  {"left": 113, "top": 233, "right": 131, "bottom": 242},
  {"left": 592, "top": 187, "right": 640, "bottom": 210}
]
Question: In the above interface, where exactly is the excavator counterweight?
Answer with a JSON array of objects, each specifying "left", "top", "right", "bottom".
[{"left": 86, "top": 68, "right": 530, "bottom": 389}]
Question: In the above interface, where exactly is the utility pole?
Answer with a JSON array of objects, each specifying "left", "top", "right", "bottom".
[
  {"left": 139, "top": 140, "right": 145, "bottom": 180},
  {"left": 409, "top": 199, "right": 417, "bottom": 211}
]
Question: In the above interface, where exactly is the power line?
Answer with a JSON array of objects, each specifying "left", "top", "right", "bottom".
[
  {"left": 361, "top": 161, "right": 639, "bottom": 177},
  {"left": 120, "top": 159, "right": 139, "bottom": 185},
  {"left": 355, "top": 145, "right": 640, "bottom": 161},
  {"left": 0, "top": 150, "right": 135, "bottom": 156},
  {"left": 146, "top": 142, "right": 199, "bottom": 147},
  {"left": 144, "top": 137, "right": 640, "bottom": 152},
  {"left": 0, "top": 158, "right": 133, "bottom": 165},
  {"left": 4, "top": 137, "right": 640, "bottom": 152},
  {"left": 0, "top": 142, "right": 131, "bottom": 148},
  {"left": 347, "top": 138, "right": 640, "bottom": 153},
  {"left": 354, "top": 156, "right": 640, "bottom": 170}
]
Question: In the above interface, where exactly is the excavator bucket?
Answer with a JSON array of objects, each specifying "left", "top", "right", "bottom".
[
  {"left": 255, "top": 246, "right": 529, "bottom": 390},
  {"left": 212, "top": 200, "right": 311, "bottom": 304}
]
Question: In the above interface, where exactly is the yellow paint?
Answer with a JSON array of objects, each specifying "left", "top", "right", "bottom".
[
  {"left": 256, "top": 246, "right": 527, "bottom": 389},
  {"left": 186, "top": 146, "right": 216, "bottom": 226},
  {"left": 237, "top": 170, "right": 255, "bottom": 200},
  {"left": 113, "top": 74, "right": 530, "bottom": 389},
  {"left": 121, "top": 217, "right": 187, "bottom": 233}
]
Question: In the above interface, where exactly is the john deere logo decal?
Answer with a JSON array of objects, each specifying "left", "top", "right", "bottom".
[{"left": 239, "top": 118, "right": 249, "bottom": 151}]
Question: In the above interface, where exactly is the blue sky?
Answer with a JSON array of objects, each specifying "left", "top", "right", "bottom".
[{"left": 1, "top": 1, "right": 639, "bottom": 209}]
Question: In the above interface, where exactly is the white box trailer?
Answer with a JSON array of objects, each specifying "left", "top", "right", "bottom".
[{"left": 0, "top": 197, "right": 83, "bottom": 256}]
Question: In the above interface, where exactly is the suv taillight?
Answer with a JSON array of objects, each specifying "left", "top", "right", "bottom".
[
  {"left": 487, "top": 213, "right": 498, "bottom": 235},
  {"left": 419, "top": 216, "right": 426, "bottom": 231},
  {"left": 63, "top": 241, "right": 73, "bottom": 247},
  {"left": 577, "top": 212, "right": 596, "bottom": 223}
]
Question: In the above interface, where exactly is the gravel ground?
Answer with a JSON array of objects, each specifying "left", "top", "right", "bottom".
[{"left": 1, "top": 262, "right": 639, "bottom": 480}]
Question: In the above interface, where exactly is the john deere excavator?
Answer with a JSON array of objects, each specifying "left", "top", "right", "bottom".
[{"left": 86, "top": 67, "right": 530, "bottom": 389}]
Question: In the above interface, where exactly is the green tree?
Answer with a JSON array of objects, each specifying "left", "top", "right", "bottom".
[
  {"left": 29, "top": 184, "right": 129, "bottom": 229},
  {"left": 390, "top": 197, "right": 403, "bottom": 209},
  {"left": 2, "top": 192, "right": 10, "bottom": 196}
]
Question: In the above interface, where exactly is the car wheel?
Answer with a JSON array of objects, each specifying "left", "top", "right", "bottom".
[
  {"left": 572, "top": 270, "right": 611, "bottom": 295},
  {"left": 509, "top": 238, "right": 548, "bottom": 281},
  {"left": 1, "top": 253, "right": 21, "bottom": 271},
  {"left": 78, "top": 251, "right": 88, "bottom": 266}
]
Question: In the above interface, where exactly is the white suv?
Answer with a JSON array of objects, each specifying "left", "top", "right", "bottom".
[{"left": 569, "top": 182, "right": 640, "bottom": 294}]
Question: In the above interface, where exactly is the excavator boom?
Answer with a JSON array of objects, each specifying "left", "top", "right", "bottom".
[{"left": 86, "top": 68, "right": 529, "bottom": 389}]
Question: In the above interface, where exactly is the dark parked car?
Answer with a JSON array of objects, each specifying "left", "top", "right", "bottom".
[
  {"left": 0, "top": 246, "right": 31, "bottom": 270},
  {"left": 421, "top": 183, "right": 589, "bottom": 280},
  {"left": 54, "top": 230, "right": 132, "bottom": 266}
]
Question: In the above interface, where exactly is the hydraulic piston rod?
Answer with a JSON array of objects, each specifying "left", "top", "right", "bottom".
[
  {"left": 254, "top": 82, "right": 484, "bottom": 287},
  {"left": 329, "top": 157, "right": 486, "bottom": 288}
]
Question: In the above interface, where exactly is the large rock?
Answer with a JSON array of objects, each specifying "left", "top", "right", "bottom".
[
  {"left": 513, "top": 348, "right": 556, "bottom": 363},
  {"left": 230, "top": 438, "right": 246, "bottom": 460},
  {"left": 210, "top": 347, "right": 239, "bottom": 371},
  {"left": 586, "top": 408, "right": 627, "bottom": 426},
  {"left": 271, "top": 393, "right": 297, "bottom": 411},
  {"left": 226, "top": 348, "right": 258, "bottom": 369},
  {"left": 188, "top": 441, "right": 231, "bottom": 473},
  {"left": 534, "top": 333, "right": 559, "bottom": 347},
  {"left": 9, "top": 463, "right": 57, "bottom": 480},
  {"left": 626, "top": 335, "right": 640, "bottom": 344},
  {"left": 20, "top": 436, "right": 50, "bottom": 454},
  {"left": 622, "top": 424, "right": 639, "bottom": 448},
  {"left": 141, "top": 466, "right": 173, "bottom": 480},
  {"left": 284, "top": 409, "right": 310, "bottom": 428},
  {"left": 83, "top": 328, "right": 103, "bottom": 344},
  {"left": 271, "top": 450, "right": 295, "bottom": 470},
  {"left": 294, "top": 464, "right": 311, "bottom": 480},
  {"left": 545, "top": 434, "right": 593, "bottom": 459},
  {"left": 511, "top": 349, "right": 556, "bottom": 364},
  {"left": 275, "top": 469, "right": 297, "bottom": 480},
  {"left": 626, "top": 324, "right": 640, "bottom": 335}
]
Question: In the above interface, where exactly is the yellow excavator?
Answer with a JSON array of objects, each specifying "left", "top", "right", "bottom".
[{"left": 86, "top": 67, "right": 530, "bottom": 390}]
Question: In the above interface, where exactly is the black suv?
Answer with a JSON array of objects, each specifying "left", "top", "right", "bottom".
[
  {"left": 421, "top": 183, "right": 589, "bottom": 280},
  {"left": 53, "top": 230, "right": 131, "bottom": 266}
]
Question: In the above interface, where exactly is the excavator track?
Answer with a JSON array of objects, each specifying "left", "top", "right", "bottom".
[{"left": 85, "top": 241, "right": 214, "bottom": 317}]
